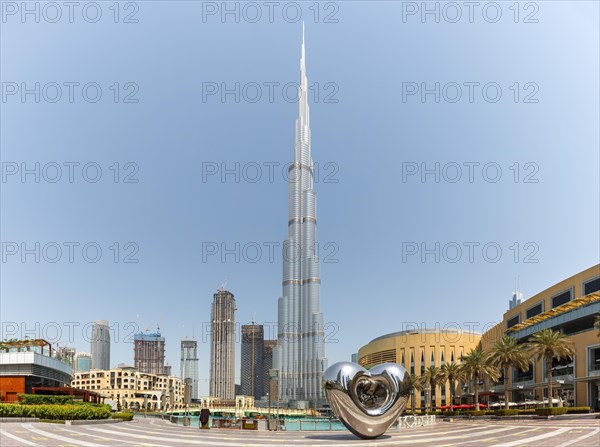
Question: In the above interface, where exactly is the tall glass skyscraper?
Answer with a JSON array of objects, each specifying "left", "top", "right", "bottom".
[
  {"left": 240, "top": 324, "right": 264, "bottom": 400},
  {"left": 180, "top": 339, "right": 199, "bottom": 400},
  {"left": 90, "top": 319, "right": 110, "bottom": 370},
  {"left": 276, "top": 28, "right": 327, "bottom": 407}
]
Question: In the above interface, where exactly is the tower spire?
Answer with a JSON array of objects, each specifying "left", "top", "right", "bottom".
[{"left": 298, "top": 23, "right": 309, "bottom": 128}]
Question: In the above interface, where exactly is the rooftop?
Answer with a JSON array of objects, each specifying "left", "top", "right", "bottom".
[{"left": 369, "top": 328, "right": 481, "bottom": 344}]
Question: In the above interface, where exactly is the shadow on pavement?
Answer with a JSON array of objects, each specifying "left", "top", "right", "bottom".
[{"left": 306, "top": 434, "right": 392, "bottom": 441}]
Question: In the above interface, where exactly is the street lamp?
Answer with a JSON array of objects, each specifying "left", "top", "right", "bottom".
[{"left": 556, "top": 380, "right": 565, "bottom": 407}]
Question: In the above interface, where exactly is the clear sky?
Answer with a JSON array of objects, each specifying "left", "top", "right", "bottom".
[{"left": 1, "top": 1, "right": 598, "bottom": 397}]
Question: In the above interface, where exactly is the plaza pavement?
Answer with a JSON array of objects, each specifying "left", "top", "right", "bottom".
[{"left": 0, "top": 417, "right": 598, "bottom": 447}]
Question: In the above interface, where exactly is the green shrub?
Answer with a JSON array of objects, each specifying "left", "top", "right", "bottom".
[
  {"left": 0, "top": 403, "right": 110, "bottom": 420},
  {"left": 463, "top": 410, "right": 487, "bottom": 417},
  {"left": 112, "top": 412, "right": 134, "bottom": 421},
  {"left": 494, "top": 409, "right": 519, "bottom": 416},
  {"left": 517, "top": 409, "right": 536, "bottom": 415},
  {"left": 426, "top": 411, "right": 441, "bottom": 415},
  {"left": 565, "top": 406, "right": 590, "bottom": 414},
  {"left": 535, "top": 407, "right": 568, "bottom": 416},
  {"left": 18, "top": 394, "right": 74, "bottom": 405}
]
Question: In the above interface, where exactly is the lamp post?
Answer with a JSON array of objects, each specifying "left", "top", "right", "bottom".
[
  {"left": 556, "top": 380, "right": 564, "bottom": 407},
  {"left": 267, "top": 392, "right": 271, "bottom": 429}
]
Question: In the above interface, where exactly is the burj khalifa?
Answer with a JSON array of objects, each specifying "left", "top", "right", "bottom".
[{"left": 276, "top": 27, "right": 327, "bottom": 407}]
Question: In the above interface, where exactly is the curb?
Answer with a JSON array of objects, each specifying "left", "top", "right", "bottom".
[
  {"left": 66, "top": 419, "right": 124, "bottom": 425},
  {"left": 0, "top": 417, "right": 40, "bottom": 423}
]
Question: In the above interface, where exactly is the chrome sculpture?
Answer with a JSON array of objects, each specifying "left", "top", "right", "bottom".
[{"left": 322, "top": 362, "right": 411, "bottom": 439}]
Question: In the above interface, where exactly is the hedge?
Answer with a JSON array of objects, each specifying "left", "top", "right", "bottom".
[
  {"left": 517, "top": 409, "right": 536, "bottom": 415},
  {"left": 112, "top": 412, "right": 134, "bottom": 421},
  {"left": 566, "top": 406, "right": 590, "bottom": 414},
  {"left": 535, "top": 407, "right": 568, "bottom": 416},
  {"left": 494, "top": 409, "right": 519, "bottom": 416},
  {"left": 0, "top": 403, "right": 111, "bottom": 420},
  {"left": 18, "top": 394, "right": 74, "bottom": 405}
]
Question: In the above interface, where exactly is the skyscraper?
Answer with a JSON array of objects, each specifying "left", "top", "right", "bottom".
[
  {"left": 240, "top": 323, "right": 264, "bottom": 399},
  {"left": 90, "top": 320, "right": 110, "bottom": 370},
  {"left": 134, "top": 330, "right": 165, "bottom": 375},
  {"left": 180, "top": 339, "right": 199, "bottom": 400},
  {"left": 276, "top": 27, "right": 327, "bottom": 407},
  {"left": 263, "top": 339, "right": 277, "bottom": 399},
  {"left": 209, "top": 289, "right": 236, "bottom": 399}
]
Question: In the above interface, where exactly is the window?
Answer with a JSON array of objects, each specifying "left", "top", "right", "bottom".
[
  {"left": 507, "top": 314, "right": 520, "bottom": 329},
  {"left": 583, "top": 277, "right": 600, "bottom": 295},
  {"left": 513, "top": 363, "right": 534, "bottom": 382},
  {"left": 551, "top": 289, "right": 572, "bottom": 308},
  {"left": 589, "top": 347, "right": 600, "bottom": 374},
  {"left": 526, "top": 302, "right": 543, "bottom": 319}
]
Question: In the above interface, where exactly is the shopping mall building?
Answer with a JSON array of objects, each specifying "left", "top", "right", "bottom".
[{"left": 357, "top": 264, "right": 600, "bottom": 410}]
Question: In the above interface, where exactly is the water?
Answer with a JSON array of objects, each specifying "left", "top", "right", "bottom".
[
  {"left": 166, "top": 415, "right": 347, "bottom": 431},
  {"left": 282, "top": 418, "right": 346, "bottom": 431}
]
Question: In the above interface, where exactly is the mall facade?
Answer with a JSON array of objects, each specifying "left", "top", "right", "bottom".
[
  {"left": 357, "top": 328, "right": 482, "bottom": 410},
  {"left": 357, "top": 264, "right": 600, "bottom": 409},
  {"left": 481, "top": 264, "right": 599, "bottom": 409}
]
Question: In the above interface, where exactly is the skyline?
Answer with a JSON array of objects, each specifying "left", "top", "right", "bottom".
[{"left": 1, "top": 1, "right": 599, "bottom": 399}]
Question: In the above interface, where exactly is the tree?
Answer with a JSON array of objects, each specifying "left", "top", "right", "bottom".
[
  {"left": 406, "top": 374, "right": 425, "bottom": 413},
  {"left": 488, "top": 335, "right": 530, "bottom": 410},
  {"left": 594, "top": 313, "right": 600, "bottom": 338},
  {"left": 528, "top": 328, "right": 574, "bottom": 407},
  {"left": 440, "top": 362, "right": 465, "bottom": 411},
  {"left": 423, "top": 366, "right": 444, "bottom": 411},
  {"left": 460, "top": 349, "right": 500, "bottom": 411}
]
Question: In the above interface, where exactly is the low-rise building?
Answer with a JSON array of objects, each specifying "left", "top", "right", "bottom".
[
  {"left": 0, "top": 339, "right": 73, "bottom": 402},
  {"left": 71, "top": 366, "right": 185, "bottom": 411}
]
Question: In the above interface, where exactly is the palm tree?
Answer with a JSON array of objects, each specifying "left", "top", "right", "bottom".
[
  {"left": 440, "top": 362, "right": 465, "bottom": 411},
  {"left": 423, "top": 366, "right": 444, "bottom": 411},
  {"left": 407, "top": 374, "right": 425, "bottom": 413},
  {"left": 528, "top": 328, "right": 574, "bottom": 407},
  {"left": 488, "top": 335, "right": 530, "bottom": 410},
  {"left": 460, "top": 349, "right": 500, "bottom": 411},
  {"left": 594, "top": 313, "right": 600, "bottom": 338}
]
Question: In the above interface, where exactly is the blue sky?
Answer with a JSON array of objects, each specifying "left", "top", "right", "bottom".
[{"left": 1, "top": 1, "right": 598, "bottom": 396}]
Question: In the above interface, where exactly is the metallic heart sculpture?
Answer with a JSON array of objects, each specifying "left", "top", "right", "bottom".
[{"left": 322, "top": 361, "right": 410, "bottom": 439}]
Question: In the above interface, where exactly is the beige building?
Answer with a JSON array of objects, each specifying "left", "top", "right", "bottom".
[
  {"left": 482, "top": 264, "right": 600, "bottom": 408},
  {"left": 358, "top": 329, "right": 482, "bottom": 410},
  {"left": 71, "top": 366, "right": 185, "bottom": 411},
  {"left": 210, "top": 289, "right": 236, "bottom": 399}
]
